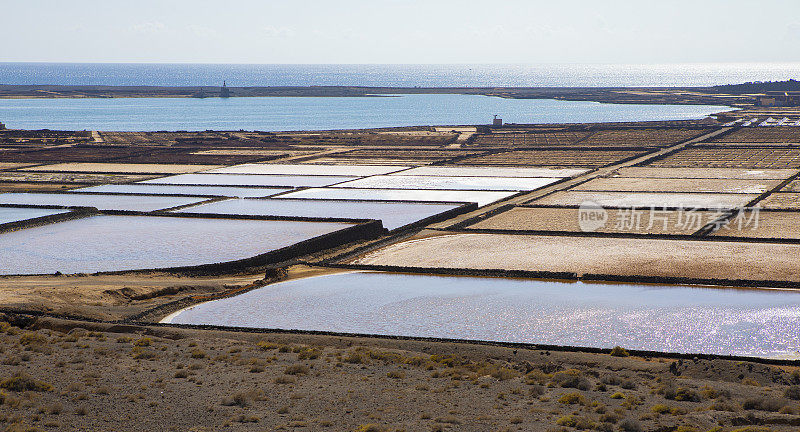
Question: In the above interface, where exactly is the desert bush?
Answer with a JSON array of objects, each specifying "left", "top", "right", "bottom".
[
  {"left": 784, "top": 385, "right": 800, "bottom": 400},
  {"left": 779, "top": 405, "right": 797, "bottom": 415},
  {"left": 618, "top": 418, "right": 642, "bottom": 432},
  {"left": 621, "top": 394, "right": 643, "bottom": 409},
  {"left": 742, "top": 378, "right": 762, "bottom": 387},
  {"left": 43, "top": 402, "right": 62, "bottom": 415},
  {"left": 496, "top": 367, "right": 520, "bottom": 381},
  {"left": 528, "top": 384, "right": 546, "bottom": 397},
  {"left": 600, "top": 374, "right": 621, "bottom": 385},
  {"left": 220, "top": 391, "right": 259, "bottom": 407},
  {"left": 709, "top": 400, "right": 739, "bottom": 411},
  {"left": 610, "top": 346, "right": 630, "bottom": 357},
  {"left": 234, "top": 414, "right": 259, "bottom": 423},
  {"left": 555, "top": 415, "right": 595, "bottom": 429},
  {"left": 558, "top": 392, "right": 587, "bottom": 405},
  {"left": 131, "top": 347, "right": 157, "bottom": 360},
  {"left": 256, "top": 340, "right": 279, "bottom": 350},
  {"left": 344, "top": 351, "right": 365, "bottom": 364},
  {"left": 742, "top": 397, "right": 790, "bottom": 412},
  {"left": 297, "top": 348, "right": 321, "bottom": 360},
  {"left": 665, "top": 386, "right": 700, "bottom": 402},
  {"left": 650, "top": 404, "right": 686, "bottom": 415},
  {"left": 274, "top": 376, "right": 295, "bottom": 384},
  {"left": 599, "top": 412, "right": 620, "bottom": 423},
  {"left": 284, "top": 364, "right": 309, "bottom": 375},
  {"left": 524, "top": 369, "right": 548, "bottom": 385},
  {"left": 19, "top": 333, "right": 47, "bottom": 346},
  {"left": 386, "top": 371, "right": 405, "bottom": 379},
  {"left": 0, "top": 375, "right": 52, "bottom": 392},
  {"left": 355, "top": 424, "right": 383, "bottom": 432},
  {"left": 133, "top": 337, "right": 151, "bottom": 347},
  {"left": 730, "top": 427, "right": 776, "bottom": 432},
  {"left": 550, "top": 369, "right": 591, "bottom": 390},
  {"left": 190, "top": 349, "right": 206, "bottom": 359},
  {"left": 434, "top": 416, "right": 461, "bottom": 425}
]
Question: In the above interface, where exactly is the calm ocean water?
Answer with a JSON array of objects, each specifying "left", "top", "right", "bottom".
[
  {"left": 1, "top": 62, "right": 799, "bottom": 87},
  {"left": 0, "top": 63, "right": 762, "bottom": 130},
  {"left": 0, "top": 95, "right": 729, "bottom": 131}
]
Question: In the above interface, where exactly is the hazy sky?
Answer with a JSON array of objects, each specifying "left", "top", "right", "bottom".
[{"left": 3, "top": 0, "right": 800, "bottom": 64}]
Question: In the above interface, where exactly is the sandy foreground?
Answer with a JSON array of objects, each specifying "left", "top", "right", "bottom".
[{"left": 1, "top": 315, "right": 800, "bottom": 432}]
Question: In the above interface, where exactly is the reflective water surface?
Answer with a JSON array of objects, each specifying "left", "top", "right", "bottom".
[
  {"left": 0, "top": 193, "right": 208, "bottom": 212},
  {"left": 0, "top": 94, "right": 730, "bottom": 131},
  {"left": 337, "top": 175, "right": 561, "bottom": 191},
  {"left": 206, "top": 164, "right": 409, "bottom": 177},
  {"left": 0, "top": 207, "right": 68, "bottom": 225},
  {"left": 0, "top": 216, "right": 354, "bottom": 275},
  {"left": 279, "top": 188, "right": 517, "bottom": 207},
  {"left": 176, "top": 198, "right": 462, "bottom": 230},
  {"left": 168, "top": 272, "right": 800, "bottom": 357},
  {"left": 141, "top": 174, "right": 355, "bottom": 188},
  {"left": 75, "top": 184, "right": 290, "bottom": 198}
]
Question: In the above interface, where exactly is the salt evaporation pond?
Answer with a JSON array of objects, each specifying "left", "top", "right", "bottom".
[
  {"left": 0, "top": 207, "right": 68, "bottom": 225},
  {"left": 141, "top": 174, "right": 355, "bottom": 188},
  {"left": 206, "top": 163, "right": 409, "bottom": 177},
  {"left": 0, "top": 192, "right": 208, "bottom": 212},
  {"left": 394, "top": 166, "right": 589, "bottom": 178},
  {"left": 0, "top": 215, "right": 354, "bottom": 275},
  {"left": 176, "top": 198, "right": 463, "bottom": 230},
  {"left": 75, "top": 184, "right": 291, "bottom": 198},
  {"left": 167, "top": 272, "right": 800, "bottom": 357},
  {"left": 280, "top": 188, "right": 516, "bottom": 207},
  {"left": 533, "top": 191, "right": 759, "bottom": 209},
  {"left": 337, "top": 175, "right": 561, "bottom": 191}
]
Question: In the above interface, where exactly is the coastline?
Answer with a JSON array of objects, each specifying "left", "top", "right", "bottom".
[{"left": 0, "top": 84, "right": 755, "bottom": 107}]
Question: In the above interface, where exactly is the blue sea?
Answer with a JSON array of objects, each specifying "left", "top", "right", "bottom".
[
  {"left": 1, "top": 62, "right": 789, "bottom": 131},
  {"left": 0, "top": 95, "right": 730, "bottom": 131},
  {"left": 1, "top": 62, "right": 798, "bottom": 87}
]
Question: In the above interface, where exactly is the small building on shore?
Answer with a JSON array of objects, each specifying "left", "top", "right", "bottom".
[
  {"left": 758, "top": 91, "right": 800, "bottom": 107},
  {"left": 220, "top": 81, "right": 231, "bottom": 98}
]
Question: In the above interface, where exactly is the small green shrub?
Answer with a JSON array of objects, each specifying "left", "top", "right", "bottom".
[
  {"left": 386, "top": 370, "right": 405, "bottom": 379},
  {"left": 555, "top": 415, "right": 595, "bottom": 429},
  {"left": 550, "top": 369, "right": 591, "bottom": 390},
  {"left": 558, "top": 392, "right": 587, "bottom": 405},
  {"left": 133, "top": 337, "right": 152, "bottom": 347},
  {"left": 257, "top": 340, "right": 279, "bottom": 350},
  {"left": 610, "top": 346, "right": 630, "bottom": 357},
  {"left": 284, "top": 364, "right": 309, "bottom": 375},
  {"left": 0, "top": 375, "right": 52, "bottom": 392}
]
